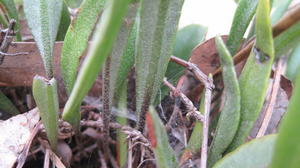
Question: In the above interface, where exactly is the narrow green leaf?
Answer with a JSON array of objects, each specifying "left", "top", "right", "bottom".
[
  {"left": 0, "top": 90, "right": 19, "bottom": 115},
  {"left": 227, "top": 0, "right": 258, "bottom": 55},
  {"left": 286, "top": 44, "right": 300, "bottom": 82},
  {"left": 0, "top": 0, "right": 21, "bottom": 41},
  {"left": 61, "top": 0, "right": 106, "bottom": 94},
  {"left": 213, "top": 135, "right": 277, "bottom": 168},
  {"left": 103, "top": 2, "right": 138, "bottom": 109},
  {"left": 56, "top": 2, "right": 71, "bottom": 41},
  {"left": 135, "top": 0, "right": 184, "bottom": 129},
  {"left": 270, "top": 73, "right": 300, "bottom": 168},
  {"left": 208, "top": 36, "right": 241, "bottom": 167},
  {"left": 149, "top": 107, "right": 178, "bottom": 168},
  {"left": 227, "top": 0, "right": 275, "bottom": 151},
  {"left": 23, "top": 0, "right": 63, "bottom": 77},
  {"left": 32, "top": 76, "right": 59, "bottom": 150},
  {"left": 62, "top": 0, "right": 131, "bottom": 128},
  {"left": 274, "top": 21, "right": 300, "bottom": 58},
  {"left": 270, "top": 0, "right": 292, "bottom": 25},
  {"left": 155, "top": 24, "right": 207, "bottom": 104}
]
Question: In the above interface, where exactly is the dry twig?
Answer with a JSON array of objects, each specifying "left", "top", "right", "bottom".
[
  {"left": 0, "top": 20, "right": 28, "bottom": 64},
  {"left": 170, "top": 56, "right": 214, "bottom": 168},
  {"left": 256, "top": 59, "right": 284, "bottom": 137}
]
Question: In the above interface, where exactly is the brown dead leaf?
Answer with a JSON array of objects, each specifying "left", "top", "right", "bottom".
[{"left": 0, "top": 108, "right": 39, "bottom": 168}]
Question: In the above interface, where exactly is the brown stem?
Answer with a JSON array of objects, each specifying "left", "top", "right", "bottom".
[{"left": 213, "top": 4, "right": 300, "bottom": 77}]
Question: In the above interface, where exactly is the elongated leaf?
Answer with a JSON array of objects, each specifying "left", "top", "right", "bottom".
[
  {"left": 62, "top": 0, "right": 131, "bottom": 128},
  {"left": 23, "top": 0, "right": 62, "bottom": 77},
  {"left": 227, "top": 0, "right": 258, "bottom": 55},
  {"left": 135, "top": 0, "right": 184, "bottom": 130},
  {"left": 103, "top": 2, "right": 138, "bottom": 109},
  {"left": 56, "top": 2, "right": 71, "bottom": 41},
  {"left": 0, "top": 90, "right": 19, "bottom": 116},
  {"left": 286, "top": 44, "right": 300, "bottom": 81},
  {"left": 208, "top": 36, "right": 241, "bottom": 167},
  {"left": 61, "top": 0, "right": 106, "bottom": 94},
  {"left": 155, "top": 24, "right": 207, "bottom": 104},
  {"left": 228, "top": 0, "right": 274, "bottom": 151},
  {"left": 274, "top": 21, "right": 300, "bottom": 58},
  {"left": 271, "top": 0, "right": 292, "bottom": 24},
  {"left": 148, "top": 107, "right": 177, "bottom": 168},
  {"left": 0, "top": 0, "right": 21, "bottom": 41},
  {"left": 213, "top": 135, "right": 276, "bottom": 168},
  {"left": 270, "top": 73, "right": 300, "bottom": 168},
  {"left": 32, "top": 76, "right": 59, "bottom": 150}
]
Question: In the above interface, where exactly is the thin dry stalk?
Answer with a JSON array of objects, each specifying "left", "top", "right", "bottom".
[
  {"left": 43, "top": 149, "right": 50, "bottom": 168},
  {"left": 256, "top": 60, "right": 284, "bottom": 137},
  {"left": 0, "top": 20, "right": 28, "bottom": 64},
  {"left": 170, "top": 56, "right": 214, "bottom": 168}
]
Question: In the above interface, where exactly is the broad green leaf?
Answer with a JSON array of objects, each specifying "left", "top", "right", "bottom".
[
  {"left": 103, "top": 2, "right": 138, "bottom": 110},
  {"left": 0, "top": 0, "right": 21, "bottom": 41},
  {"left": 56, "top": 2, "right": 71, "bottom": 41},
  {"left": 286, "top": 44, "right": 300, "bottom": 82},
  {"left": 213, "top": 135, "right": 277, "bottom": 168},
  {"left": 23, "top": 0, "right": 63, "bottom": 77},
  {"left": 116, "top": 83, "right": 128, "bottom": 167},
  {"left": 148, "top": 107, "right": 177, "bottom": 168},
  {"left": 0, "top": 90, "right": 19, "bottom": 116},
  {"left": 228, "top": 0, "right": 274, "bottom": 151},
  {"left": 61, "top": 0, "right": 106, "bottom": 94},
  {"left": 32, "top": 76, "right": 59, "bottom": 150},
  {"left": 62, "top": 0, "right": 131, "bottom": 128},
  {"left": 270, "top": 73, "right": 300, "bottom": 168},
  {"left": 208, "top": 36, "right": 241, "bottom": 167},
  {"left": 227, "top": 0, "right": 258, "bottom": 55},
  {"left": 64, "top": 0, "right": 83, "bottom": 8},
  {"left": 270, "top": 0, "right": 292, "bottom": 25},
  {"left": 155, "top": 24, "right": 207, "bottom": 105},
  {"left": 135, "top": 0, "right": 184, "bottom": 130},
  {"left": 274, "top": 21, "right": 300, "bottom": 58}
]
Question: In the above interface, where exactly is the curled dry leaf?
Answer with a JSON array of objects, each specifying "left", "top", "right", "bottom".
[{"left": 0, "top": 108, "right": 39, "bottom": 168}]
